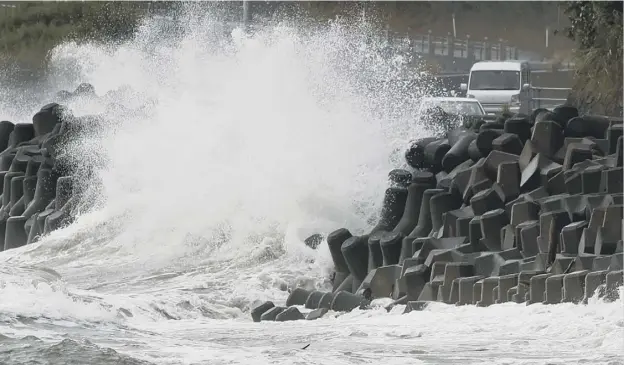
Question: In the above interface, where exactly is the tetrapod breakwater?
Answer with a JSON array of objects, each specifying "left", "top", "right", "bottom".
[
  {"left": 250, "top": 106, "right": 624, "bottom": 322},
  {"left": 0, "top": 89, "right": 622, "bottom": 324}
]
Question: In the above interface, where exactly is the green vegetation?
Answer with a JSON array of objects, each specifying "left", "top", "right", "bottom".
[
  {"left": 0, "top": 1, "right": 569, "bottom": 70},
  {"left": 562, "top": 1, "right": 623, "bottom": 115},
  {"left": 0, "top": 1, "right": 152, "bottom": 68}
]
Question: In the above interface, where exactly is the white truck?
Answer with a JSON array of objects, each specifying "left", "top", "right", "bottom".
[{"left": 460, "top": 60, "right": 531, "bottom": 115}]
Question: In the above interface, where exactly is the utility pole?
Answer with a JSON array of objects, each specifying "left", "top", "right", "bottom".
[{"left": 242, "top": 0, "right": 251, "bottom": 30}]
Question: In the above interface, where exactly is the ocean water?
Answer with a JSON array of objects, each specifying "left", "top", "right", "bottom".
[{"left": 0, "top": 10, "right": 622, "bottom": 365}]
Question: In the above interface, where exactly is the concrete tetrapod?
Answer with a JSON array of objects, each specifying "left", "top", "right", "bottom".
[
  {"left": 4, "top": 216, "right": 28, "bottom": 251},
  {"left": 369, "top": 187, "right": 408, "bottom": 235}
]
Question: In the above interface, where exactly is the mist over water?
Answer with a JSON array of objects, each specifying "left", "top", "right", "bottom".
[{"left": 0, "top": 8, "right": 621, "bottom": 365}]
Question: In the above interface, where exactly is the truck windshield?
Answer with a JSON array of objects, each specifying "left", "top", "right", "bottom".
[{"left": 469, "top": 70, "right": 520, "bottom": 91}]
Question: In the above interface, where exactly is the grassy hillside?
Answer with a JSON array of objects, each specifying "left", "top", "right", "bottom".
[
  {"left": 0, "top": 1, "right": 150, "bottom": 68},
  {"left": 0, "top": 1, "right": 573, "bottom": 70}
]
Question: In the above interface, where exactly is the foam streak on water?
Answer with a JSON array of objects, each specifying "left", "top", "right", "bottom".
[{"left": 0, "top": 9, "right": 622, "bottom": 365}]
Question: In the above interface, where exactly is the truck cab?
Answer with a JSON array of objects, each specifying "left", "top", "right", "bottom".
[{"left": 460, "top": 61, "right": 531, "bottom": 115}]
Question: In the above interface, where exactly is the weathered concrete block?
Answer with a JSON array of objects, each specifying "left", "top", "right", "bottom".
[
  {"left": 518, "top": 220, "right": 540, "bottom": 257},
  {"left": 408, "top": 188, "right": 445, "bottom": 238},
  {"left": 388, "top": 169, "right": 413, "bottom": 188},
  {"left": 456, "top": 275, "right": 484, "bottom": 305},
  {"left": 562, "top": 270, "right": 589, "bottom": 303},
  {"left": 367, "top": 231, "right": 389, "bottom": 272},
  {"left": 417, "top": 282, "right": 439, "bottom": 301},
  {"left": 476, "top": 129, "right": 504, "bottom": 158},
  {"left": 465, "top": 174, "right": 493, "bottom": 204},
  {"left": 304, "top": 291, "right": 325, "bottom": 309},
  {"left": 370, "top": 187, "right": 408, "bottom": 234},
  {"left": 429, "top": 192, "right": 462, "bottom": 237},
  {"left": 592, "top": 255, "right": 612, "bottom": 271},
  {"left": 565, "top": 115, "right": 610, "bottom": 139},
  {"left": 327, "top": 228, "right": 352, "bottom": 274},
  {"left": 493, "top": 133, "right": 523, "bottom": 156},
  {"left": 318, "top": 292, "right": 335, "bottom": 309},
  {"left": 472, "top": 249, "right": 521, "bottom": 277},
  {"left": 601, "top": 167, "right": 623, "bottom": 194},
  {"left": 511, "top": 200, "right": 539, "bottom": 228},
  {"left": 251, "top": 301, "right": 275, "bottom": 322},
  {"left": 424, "top": 138, "right": 451, "bottom": 173},
  {"left": 444, "top": 206, "right": 474, "bottom": 238},
  {"left": 399, "top": 236, "right": 416, "bottom": 265},
  {"left": 532, "top": 120, "right": 564, "bottom": 158},
  {"left": 544, "top": 274, "right": 565, "bottom": 304},
  {"left": 550, "top": 255, "right": 576, "bottom": 274},
  {"left": 514, "top": 270, "right": 544, "bottom": 303},
  {"left": 504, "top": 116, "right": 532, "bottom": 143},
  {"left": 547, "top": 171, "right": 567, "bottom": 195},
  {"left": 380, "top": 232, "right": 405, "bottom": 266},
  {"left": 539, "top": 210, "right": 571, "bottom": 264},
  {"left": 286, "top": 288, "right": 312, "bottom": 307},
  {"left": 469, "top": 216, "right": 485, "bottom": 251},
  {"left": 529, "top": 273, "right": 552, "bottom": 304},
  {"left": 562, "top": 194, "right": 588, "bottom": 222},
  {"left": 595, "top": 226, "right": 622, "bottom": 256},
  {"left": 394, "top": 258, "right": 420, "bottom": 298},
  {"left": 275, "top": 307, "right": 305, "bottom": 322},
  {"left": 572, "top": 253, "right": 597, "bottom": 271},
  {"left": 4, "top": 216, "right": 27, "bottom": 251},
  {"left": 357, "top": 265, "right": 401, "bottom": 300},
  {"left": 581, "top": 165, "right": 605, "bottom": 194},
  {"left": 584, "top": 270, "right": 608, "bottom": 300},
  {"left": 521, "top": 153, "right": 551, "bottom": 191},
  {"left": 476, "top": 277, "right": 499, "bottom": 307},
  {"left": 405, "top": 137, "right": 437, "bottom": 169},
  {"left": 551, "top": 105, "right": 578, "bottom": 127},
  {"left": 579, "top": 229, "right": 599, "bottom": 254},
  {"left": 497, "top": 274, "right": 519, "bottom": 304},
  {"left": 260, "top": 306, "right": 285, "bottom": 321},
  {"left": 442, "top": 132, "right": 476, "bottom": 173},
  {"left": 501, "top": 225, "right": 516, "bottom": 251},
  {"left": 330, "top": 291, "right": 370, "bottom": 312},
  {"left": 484, "top": 150, "right": 520, "bottom": 182},
  {"left": 306, "top": 308, "right": 328, "bottom": 320},
  {"left": 393, "top": 183, "right": 432, "bottom": 235},
  {"left": 563, "top": 143, "right": 593, "bottom": 171},
  {"left": 403, "top": 301, "right": 430, "bottom": 313},
  {"left": 341, "top": 236, "right": 369, "bottom": 282},
  {"left": 519, "top": 255, "right": 537, "bottom": 271},
  {"left": 480, "top": 209, "right": 509, "bottom": 251},
  {"left": 604, "top": 270, "right": 623, "bottom": 302},
  {"left": 564, "top": 170, "right": 583, "bottom": 195},
  {"left": 441, "top": 262, "right": 474, "bottom": 304},
  {"left": 561, "top": 221, "right": 587, "bottom": 255},
  {"left": 333, "top": 274, "right": 353, "bottom": 294},
  {"left": 610, "top": 253, "right": 623, "bottom": 271},
  {"left": 403, "top": 264, "right": 430, "bottom": 301},
  {"left": 331, "top": 272, "right": 350, "bottom": 293},
  {"left": 467, "top": 139, "right": 482, "bottom": 162},
  {"left": 471, "top": 188, "right": 504, "bottom": 216},
  {"left": 496, "top": 161, "right": 521, "bottom": 202}
]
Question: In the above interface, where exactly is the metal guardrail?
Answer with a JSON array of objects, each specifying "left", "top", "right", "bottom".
[
  {"left": 526, "top": 86, "right": 572, "bottom": 112},
  {"left": 382, "top": 31, "right": 558, "bottom": 63}
]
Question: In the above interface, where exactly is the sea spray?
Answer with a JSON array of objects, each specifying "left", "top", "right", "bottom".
[{"left": 0, "top": 8, "right": 437, "bottom": 319}]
